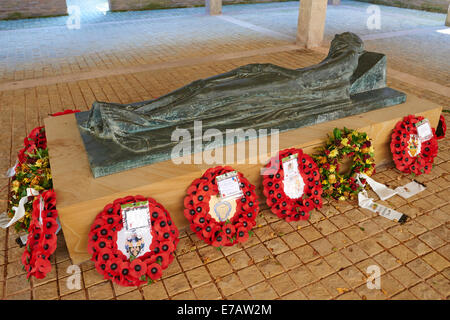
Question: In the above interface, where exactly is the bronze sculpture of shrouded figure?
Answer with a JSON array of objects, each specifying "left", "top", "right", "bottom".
[{"left": 77, "top": 32, "right": 406, "bottom": 177}]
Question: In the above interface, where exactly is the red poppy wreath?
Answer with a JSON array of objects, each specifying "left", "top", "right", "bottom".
[
  {"left": 21, "top": 189, "right": 58, "bottom": 279},
  {"left": 87, "top": 195, "right": 179, "bottom": 287},
  {"left": 390, "top": 115, "right": 438, "bottom": 175},
  {"left": 183, "top": 166, "right": 259, "bottom": 247},
  {"left": 436, "top": 115, "right": 446, "bottom": 140},
  {"left": 262, "top": 148, "right": 323, "bottom": 222}
]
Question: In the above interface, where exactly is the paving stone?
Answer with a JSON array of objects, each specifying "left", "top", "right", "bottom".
[
  {"left": 269, "top": 273, "right": 297, "bottom": 296},
  {"left": 406, "top": 258, "right": 437, "bottom": 279},
  {"left": 227, "top": 250, "right": 252, "bottom": 270},
  {"left": 410, "top": 282, "right": 442, "bottom": 300},
  {"left": 186, "top": 266, "right": 212, "bottom": 288},
  {"left": 193, "top": 282, "right": 222, "bottom": 300},
  {"left": 281, "top": 290, "right": 308, "bottom": 300},
  {"left": 227, "top": 289, "right": 253, "bottom": 300},
  {"left": 142, "top": 280, "right": 168, "bottom": 300},
  {"left": 163, "top": 273, "right": 190, "bottom": 297},
  {"left": 245, "top": 243, "right": 272, "bottom": 264},
  {"left": 172, "top": 290, "right": 197, "bottom": 300},
  {"left": 320, "top": 273, "right": 351, "bottom": 298},
  {"left": 390, "top": 266, "right": 421, "bottom": 288},
  {"left": 298, "top": 226, "right": 322, "bottom": 242},
  {"left": 280, "top": 231, "right": 306, "bottom": 249},
  {"left": 207, "top": 258, "right": 233, "bottom": 279},
  {"left": 425, "top": 274, "right": 450, "bottom": 297},
  {"left": 198, "top": 245, "right": 224, "bottom": 264},
  {"left": 257, "top": 258, "right": 284, "bottom": 279},
  {"left": 373, "top": 251, "right": 402, "bottom": 271},
  {"left": 310, "top": 237, "right": 334, "bottom": 256},
  {"left": 254, "top": 225, "right": 276, "bottom": 242},
  {"left": 237, "top": 265, "right": 265, "bottom": 288},
  {"left": 216, "top": 273, "right": 244, "bottom": 297},
  {"left": 405, "top": 238, "right": 433, "bottom": 256},
  {"left": 178, "top": 251, "right": 203, "bottom": 271},
  {"left": 302, "top": 282, "right": 332, "bottom": 299},
  {"left": 341, "top": 244, "right": 369, "bottom": 264},
  {"left": 87, "top": 281, "right": 114, "bottom": 300},
  {"left": 421, "top": 252, "right": 449, "bottom": 272},
  {"left": 61, "top": 290, "right": 88, "bottom": 300},
  {"left": 338, "top": 266, "right": 366, "bottom": 289},
  {"left": 247, "top": 281, "right": 278, "bottom": 300},
  {"left": 324, "top": 251, "right": 352, "bottom": 272},
  {"left": 327, "top": 231, "right": 352, "bottom": 249},
  {"left": 288, "top": 265, "right": 317, "bottom": 288},
  {"left": 117, "top": 290, "right": 143, "bottom": 300},
  {"left": 276, "top": 250, "right": 301, "bottom": 270},
  {"left": 293, "top": 245, "right": 319, "bottom": 264},
  {"left": 264, "top": 237, "right": 289, "bottom": 255},
  {"left": 315, "top": 219, "right": 339, "bottom": 235},
  {"left": 390, "top": 244, "right": 418, "bottom": 264}
]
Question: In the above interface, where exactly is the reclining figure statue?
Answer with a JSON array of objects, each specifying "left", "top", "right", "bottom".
[{"left": 77, "top": 32, "right": 405, "bottom": 177}]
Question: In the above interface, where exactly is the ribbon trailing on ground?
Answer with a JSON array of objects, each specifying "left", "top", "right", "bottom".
[
  {"left": 0, "top": 188, "right": 39, "bottom": 228},
  {"left": 356, "top": 173, "right": 425, "bottom": 224}
]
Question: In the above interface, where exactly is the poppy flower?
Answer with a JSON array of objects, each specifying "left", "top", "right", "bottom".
[
  {"left": 147, "top": 262, "right": 163, "bottom": 280},
  {"left": 159, "top": 240, "right": 174, "bottom": 254},
  {"left": 193, "top": 213, "right": 208, "bottom": 227},
  {"left": 43, "top": 218, "right": 59, "bottom": 234},
  {"left": 154, "top": 252, "right": 170, "bottom": 269},
  {"left": 211, "top": 233, "right": 228, "bottom": 247},
  {"left": 236, "top": 227, "right": 249, "bottom": 243},
  {"left": 222, "top": 224, "right": 235, "bottom": 239},
  {"left": 130, "top": 259, "right": 147, "bottom": 279},
  {"left": 35, "top": 257, "right": 52, "bottom": 275},
  {"left": 202, "top": 222, "right": 215, "bottom": 239}
]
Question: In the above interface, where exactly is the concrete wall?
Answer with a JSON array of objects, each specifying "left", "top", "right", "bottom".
[
  {"left": 0, "top": 0, "right": 68, "bottom": 20},
  {"left": 355, "top": 0, "right": 450, "bottom": 13},
  {"left": 108, "top": 0, "right": 286, "bottom": 11}
]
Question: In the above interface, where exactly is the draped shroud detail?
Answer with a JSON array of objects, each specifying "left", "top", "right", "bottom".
[{"left": 80, "top": 32, "right": 366, "bottom": 153}]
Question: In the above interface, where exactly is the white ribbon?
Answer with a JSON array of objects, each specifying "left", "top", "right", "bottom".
[
  {"left": 5, "top": 160, "right": 18, "bottom": 178},
  {"left": 0, "top": 188, "right": 39, "bottom": 228},
  {"left": 356, "top": 174, "right": 425, "bottom": 224},
  {"left": 357, "top": 173, "right": 397, "bottom": 200},
  {"left": 358, "top": 189, "right": 407, "bottom": 223}
]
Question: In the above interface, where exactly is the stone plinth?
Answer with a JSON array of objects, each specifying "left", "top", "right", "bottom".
[{"left": 45, "top": 94, "right": 441, "bottom": 264}]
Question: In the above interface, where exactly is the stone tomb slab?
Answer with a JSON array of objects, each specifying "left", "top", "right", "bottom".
[{"left": 45, "top": 94, "right": 441, "bottom": 264}]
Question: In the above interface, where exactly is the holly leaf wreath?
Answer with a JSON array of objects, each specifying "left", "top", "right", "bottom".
[
  {"left": 390, "top": 115, "right": 438, "bottom": 175},
  {"left": 262, "top": 148, "right": 323, "bottom": 222},
  {"left": 314, "top": 127, "right": 375, "bottom": 201},
  {"left": 21, "top": 190, "right": 58, "bottom": 279},
  {"left": 183, "top": 166, "right": 259, "bottom": 247},
  {"left": 87, "top": 195, "right": 180, "bottom": 287}
]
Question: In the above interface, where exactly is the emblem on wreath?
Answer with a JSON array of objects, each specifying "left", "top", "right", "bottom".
[
  {"left": 408, "top": 135, "right": 420, "bottom": 157},
  {"left": 125, "top": 233, "right": 145, "bottom": 258}
]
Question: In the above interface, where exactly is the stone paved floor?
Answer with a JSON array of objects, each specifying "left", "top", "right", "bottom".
[{"left": 0, "top": 0, "right": 449, "bottom": 300}]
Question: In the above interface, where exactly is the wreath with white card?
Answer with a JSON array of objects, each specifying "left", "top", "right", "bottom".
[
  {"left": 390, "top": 115, "right": 438, "bottom": 175},
  {"left": 87, "top": 195, "right": 179, "bottom": 287},
  {"left": 262, "top": 148, "right": 323, "bottom": 221},
  {"left": 183, "top": 166, "right": 259, "bottom": 247}
]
